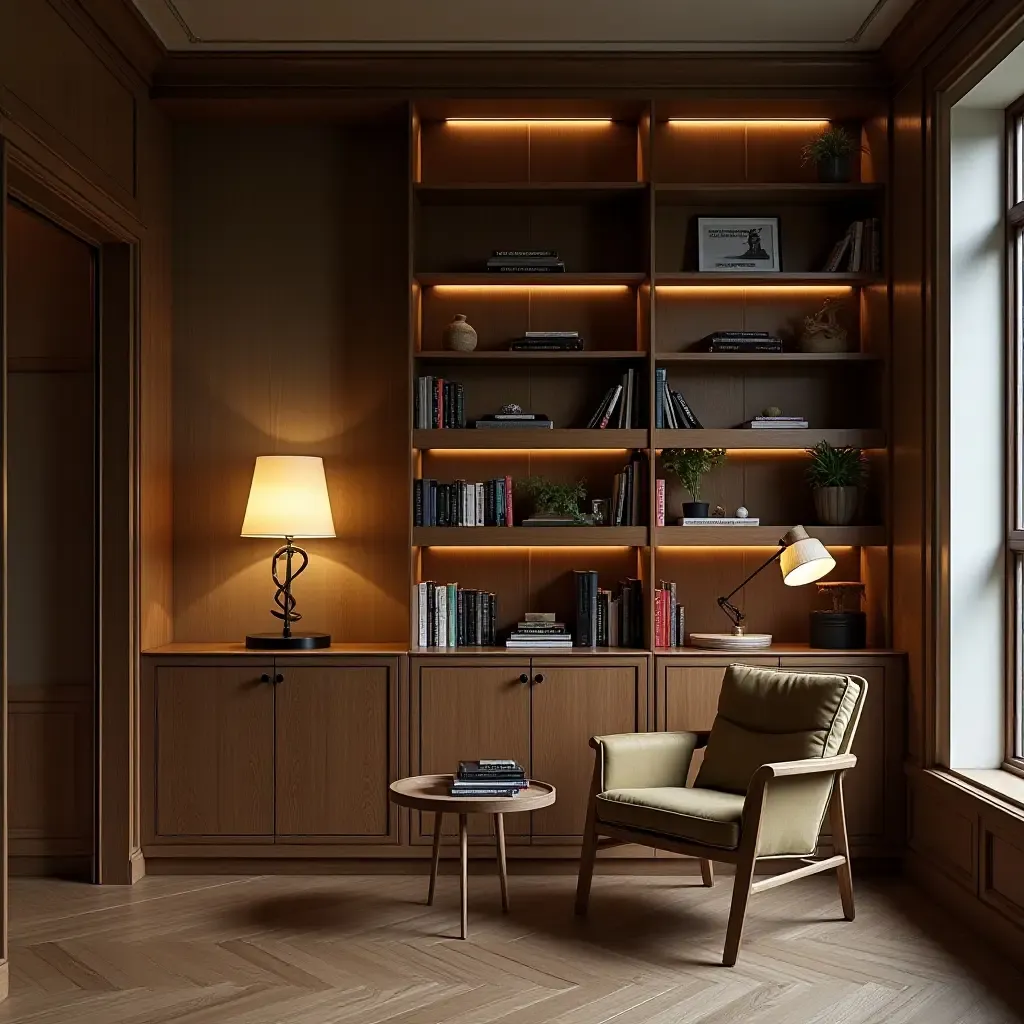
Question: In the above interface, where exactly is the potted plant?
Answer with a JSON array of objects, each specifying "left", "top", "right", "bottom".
[
  {"left": 806, "top": 441, "right": 866, "bottom": 525},
  {"left": 661, "top": 448, "right": 726, "bottom": 520},
  {"left": 518, "top": 476, "right": 587, "bottom": 524},
  {"left": 800, "top": 125, "right": 863, "bottom": 184}
]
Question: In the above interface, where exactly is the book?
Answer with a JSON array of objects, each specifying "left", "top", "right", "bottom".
[
  {"left": 524, "top": 331, "right": 579, "bottom": 338},
  {"left": 510, "top": 340, "right": 583, "bottom": 350},
  {"left": 492, "top": 250, "right": 558, "bottom": 258},
  {"left": 700, "top": 331, "right": 772, "bottom": 343},
  {"left": 710, "top": 341, "right": 784, "bottom": 353},
  {"left": 671, "top": 390, "right": 703, "bottom": 429},
  {"left": 681, "top": 517, "right": 761, "bottom": 525},
  {"left": 744, "top": 420, "right": 807, "bottom": 429},
  {"left": 586, "top": 385, "right": 617, "bottom": 429},
  {"left": 656, "top": 479, "right": 666, "bottom": 526},
  {"left": 599, "top": 386, "right": 623, "bottom": 429},
  {"left": 574, "top": 570, "right": 599, "bottom": 648},
  {"left": 490, "top": 264, "right": 565, "bottom": 273},
  {"left": 415, "top": 376, "right": 465, "bottom": 429},
  {"left": 522, "top": 515, "right": 577, "bottom": 526},
  {"left": 473, "top": 419, "right": 553, "bottom": 429},
  {"left": 849, "top": 219, "right": 865, "bottom": 272},
  {"left": 524, "top": 612, "right": 557, "bottom": 622},
  {"left": 823, "top": 225, "right": 853, "bottom": 272},
  {"left": 449, "top": 787, "right": 524, "bottom": 797}
]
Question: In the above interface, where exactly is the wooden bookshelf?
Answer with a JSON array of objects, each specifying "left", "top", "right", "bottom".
[
  {"left": 654, "top": 526, "right": 886, "bottom": 546},
  {"left": 655, "top": 351, "right": 882, "bottom": 364},
  {"left": 413, "top": 429, "right": 648, "bottom": 450},
  {"left": 653, "top": 429, "right": 886, "bottom": 449},
  {"left": 415, "top": 272, "right": 647, "bottom": 286},
  {"left": 414, "top": 527, "right": 648, "bottom": 547},
  {"left": 415, "top": 350, "right": 645, "bottom": 363},
  {"left": 654, "top": 272, "right": 883, "bottom": 286}
]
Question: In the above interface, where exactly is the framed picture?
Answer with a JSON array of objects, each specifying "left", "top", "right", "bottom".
[{"left": 697, "top": 217, "right": 781, "bottom": 273}]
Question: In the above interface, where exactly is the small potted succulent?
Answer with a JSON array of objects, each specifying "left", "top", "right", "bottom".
[
  {"left": 800, "top": 125, "right": 863, "bottom": 184},
  {"left": 806, "top": 441, "right": 866, "bottom": 525},
  {"left": 662, "top": 448, "right": 726, "bottom": 520},
  {"left": 518, "top": 476, "right": 587, "bottom": 524}
]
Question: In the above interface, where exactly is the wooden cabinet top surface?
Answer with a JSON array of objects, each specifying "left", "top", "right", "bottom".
[{"left": 144, "top": 642, "right": 407, "bottom": 657}]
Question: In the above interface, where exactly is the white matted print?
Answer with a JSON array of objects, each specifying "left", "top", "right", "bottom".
[{"left": 697, "top": 217, "right": 780, "bottom": 273}]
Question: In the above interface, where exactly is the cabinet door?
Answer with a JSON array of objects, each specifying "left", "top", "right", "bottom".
[
  {"left": 531, "top": 662, "right": 646, "bottom": 840},
  {"left": 154, "top": 664, "right": 275, "bottom": 838},
  {"left": 275, "top": 663, "right": 397, "bottom": 840},
  {"left": 659, "top": 659, "right": 779, "bottom": 784},
  {"left": 413, "top": 661, "right": 531, "bottom": 836}
]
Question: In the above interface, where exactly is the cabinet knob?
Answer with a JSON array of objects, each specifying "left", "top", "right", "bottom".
[
  {"left": 274, "top": 673, "right": 284, "bottom": 684},
  {"left": 260, "top": 673, "right": 271, "bottom": 684},
  {"left": 518, "top": 673, "right": 529, "bottom": 684},
  {"left": 534, "top": 673, "right": 545, "bottom": 684}
]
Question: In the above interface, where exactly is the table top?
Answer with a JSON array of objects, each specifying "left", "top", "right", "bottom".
[{"left": 389, "top": 774, "right": 556, "bottom": 814}]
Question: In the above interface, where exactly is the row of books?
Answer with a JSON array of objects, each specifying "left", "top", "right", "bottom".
[
  {"left": 414, "top": 583, "right": 498, "bottom": 648},
  {"left": 654, "top": 368, "right": 704, "bottom": 428},
  {"left": 509, "top": 330, "right": 583, "bottom": 352},
  {"left": 451, "top": 760, "right": 527, "bottom": 797},
  {"left": 414, "top": 477, "right": 514, "bottom": 527},
  {"left": 823, "top": 219, "right": 881, "bottom": 273},
  {"left": 655, "top": 581, "right": 686, "bottom": 648},
  {"left": 506, "top": 612, "right": 572, "bottom": 649},
  {"left": 611, "top": 452, "right": 645, "bottom": 526},
  {"left": 587, "top": 368, "right": 642, "bottom": 429},
  {"left": 414, "top": 377, "right": 465, "bottom": 429},
  {"left": 702, "top": 330, "right": 783, "bottom": 354},
  {"left": 574, "top": 571, "right": 645, "bottom": 648},
  {"left": 486, "top": 249, "right": 565, "bottom": 273}
]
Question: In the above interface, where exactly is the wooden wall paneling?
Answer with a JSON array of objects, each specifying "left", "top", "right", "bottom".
[
  {"left": 907, "top": 770, "right": 978, "bottom": 890},
  {"left": 0, "top": 137, "right": 10, "bottom": 987},
  {"left": 172, "top": 121, "right": 409, "bottom": 645},
  {"left": 979, "top": 811, "right": 1024, "bottom": 929}
]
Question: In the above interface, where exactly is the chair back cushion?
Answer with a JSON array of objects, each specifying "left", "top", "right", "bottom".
[{"left": 695, "top": 664, "right": 865, "bottom": 795}]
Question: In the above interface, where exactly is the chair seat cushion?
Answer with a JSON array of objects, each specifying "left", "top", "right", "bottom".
[{"left": 596, "top": 787, "right": 745, "bottom": 849}]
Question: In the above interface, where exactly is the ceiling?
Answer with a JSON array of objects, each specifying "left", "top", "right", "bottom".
[{"left": 130, "top": 0, "right": 916, "bottom": 52}]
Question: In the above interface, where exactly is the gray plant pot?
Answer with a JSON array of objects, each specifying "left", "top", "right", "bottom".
[{"left": 814, "top": 486, "right": 859, "bottom": 526}]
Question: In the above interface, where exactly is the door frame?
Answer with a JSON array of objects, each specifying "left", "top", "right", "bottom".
[{"left": 2, "top": 141, "right": 141, "bottom": 886}]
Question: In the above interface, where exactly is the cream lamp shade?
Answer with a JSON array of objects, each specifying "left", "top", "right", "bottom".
[
  {"left": 779, "top": 525, "right": 836, "bottom": 587},
  {"left": 240, "top": 456, "right": 336, "bottom": 539}
]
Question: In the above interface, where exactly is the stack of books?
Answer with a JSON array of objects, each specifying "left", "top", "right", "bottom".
[
  {"left": 451, "top": 760, "right": 528, "bottom": 797},
  {"left": 614, "top": 578, "right": 645, "bottom": 648},
  {"left": 414, "top": 582, "right": 497, "bottom": 648},
  {"left": 574, "top": 572, "right": 644, "bottom": 648},
  {"left": 742, "top": 415, "right": 808, "bottom": 430},
  {"left": 655, "top": 581, "right": 685, "bottom": 648},
  {"left": 702, "top": 331, "right": 783, "bottom": 354},
  {"left": 506, "top": 612, "right": 572, "bottom": 649},
  {"left": 610, "top": 451, "right": 645, "bottom": 526},
  {"left": 486, "top": 250, "right": 565, "bottom": 274},
  {"left": 587, "top": 368, "right": 641, "bottom": 429},
  {"left": 415, "top": 377, "right": 465, "bottom": 428},
  {"left": 473, "top": 411, "right": 553, "bottom": 429},
  {"left": 510, "top": 331, "right": 583, "bottom": 351},
  {"left": 681, "top": 515, "right": 761, "bottom": 526},
  {"left": 823, "top": 218, "right": 881, "bottom": 273},
  {"left": 655, "top": 368, "right": 703, "bottom": 428},
  {"left": 414, "top": 476, "right": 514, "bottom": 527}
]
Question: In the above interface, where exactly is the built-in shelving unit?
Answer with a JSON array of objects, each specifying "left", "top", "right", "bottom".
[{"left": 409, "top": 99, "right": 891, "bottom": 652}]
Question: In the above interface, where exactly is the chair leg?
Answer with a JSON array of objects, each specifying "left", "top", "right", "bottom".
[
  {"left": 829, "top": 774, "right": 856, "bottom": 921},
  {"left": 700, "top": 858, "right": 715, "bottom": 887},
  {"left": 722, "top": 849, "right": 757, "bottom": 967},
  {"left": 575, "top": 799, "right": 599, "bottom": 916}
]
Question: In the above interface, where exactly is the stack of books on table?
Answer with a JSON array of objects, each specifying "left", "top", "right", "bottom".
[
  {"left": 702, "top": 331, "right": 783, "bottom": 354},
  {"left": 506, "top": 612, "right": 572, "bottom": 649},
  {"left": 451, "top": 760, "right": 528, "bottom": 797},
  {"left": 473, "top": 412, "right": 553, "bottom": 429},
  {"left": 510, "top": 331, "right": 583, "bottom": 352},
  {"left": 486, "top": 250, "right": 565, "bottom": 273},
  {"left": 742, "top": 415, "right": 808, "bottom": 430}
]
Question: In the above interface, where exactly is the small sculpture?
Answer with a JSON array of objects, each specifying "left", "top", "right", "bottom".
[
  {"left": 500, "top": 403, "right": 523, "bottom": 415},
  {"left": 443, "top": 313, "right": 478, "bottom": 352},
  {"left": 712, "top": 505, "right": 727, "bottom": 518},
  {"left": 800, "top": 298, "right": 849, "bottom": 353},
  {"left": 736, "top": 506, "right": 749, "bottom": 519},
  {"left": 762, "top": 406, "right": 782, "bottom": 418}
]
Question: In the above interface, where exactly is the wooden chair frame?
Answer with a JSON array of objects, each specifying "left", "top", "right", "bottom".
[{"left": 574, "top": 734, "right": 858, "bottom": 966}]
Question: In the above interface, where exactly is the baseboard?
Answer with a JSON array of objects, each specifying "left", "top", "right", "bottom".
[
  {"left": 9, "top": 855, "right": 91, "bottom": 879},
  {"left": 905, "top": 849, "right": 1024, "bottom": 973},
  {"left": 129, "top": 848, "right": 146, "bottom": 884}
]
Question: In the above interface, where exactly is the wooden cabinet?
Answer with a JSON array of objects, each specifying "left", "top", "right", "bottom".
[{"left": 153, "top": 662, "right": 276, "bottom": 838}]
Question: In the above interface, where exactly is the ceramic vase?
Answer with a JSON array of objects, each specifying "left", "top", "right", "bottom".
[
  {"left": 814, "top": 486, "right": 859, "bottom": 526},
  {"left": 443, "top": 314, "right": 477, "bottom": 352}
]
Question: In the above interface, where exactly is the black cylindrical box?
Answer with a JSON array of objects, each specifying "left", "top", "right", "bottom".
[{"left": 809, "top": 611, "right": 866, "bottom": 650}]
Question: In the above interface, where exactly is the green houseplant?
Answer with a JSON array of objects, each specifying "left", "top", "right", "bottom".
[
  {"left": 517, "top": 476, "right": 587, "bottom": 524},
  {"left": 661, "top": 448, "right": 726, "bottom": 520},
  {"left": 800, "top": 125, "right": 862, "bottom": 184},
  {"left": 806, "top": 441, "right": 866, "bottom": 525}
]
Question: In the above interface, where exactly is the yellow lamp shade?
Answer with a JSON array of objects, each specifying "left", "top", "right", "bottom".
[
  {"left": 779, "top": 526, "right": 836, "bottom": 587},
  {"left": 240, "top": 456, "right": 336, "bottom": 539}
]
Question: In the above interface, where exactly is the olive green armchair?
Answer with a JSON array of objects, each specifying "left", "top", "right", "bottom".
[{"left": 575, "top": 664, "right": 867, "bottom": 966}]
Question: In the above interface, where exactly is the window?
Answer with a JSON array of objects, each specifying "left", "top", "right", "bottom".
[{"left": 1007, "top": 98, "right": 1024, "bottom": 774}]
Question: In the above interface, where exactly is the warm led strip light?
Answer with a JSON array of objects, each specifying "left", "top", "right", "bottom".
[
  {"left": 666, "top": 119, "right": 830, "bottom": 128},
  {"left": 419, "top": 546, "right": 637, "bottom": 552},
  {"left": 656, "top": 285, "right": 856, "bottom": 295},
  {"left": 444, "top": 118, "right": 614, "bottom": 127},
  {"left": 428, "top": 285, "right": 633, "bottom": 294}
]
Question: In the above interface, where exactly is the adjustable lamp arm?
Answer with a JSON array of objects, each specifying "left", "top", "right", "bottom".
[{"left": 716, "top": 542, "right": 786, "bottom": 631}]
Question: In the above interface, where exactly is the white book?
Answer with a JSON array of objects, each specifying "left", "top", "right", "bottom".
[
  {"left": 476, "top": 482, "right": 484, "bottom": 526},
  {"left": 682, "top": 518, "right": 761, "bottom": 526},
  {"left": 417, "top": 582, "right": 428, "bottom": 647},
  {"left": 748, "top": 421, "right": 807, "bottom": 429}
]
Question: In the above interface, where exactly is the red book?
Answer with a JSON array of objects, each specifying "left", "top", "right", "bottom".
[
  {"left": 435, "top": 378, "right": 444, "bottom": 429},
  {"left": 505, "top": 474, "right": 514, "bottom": 526}
]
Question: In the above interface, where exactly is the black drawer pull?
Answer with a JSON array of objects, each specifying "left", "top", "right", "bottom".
[
  {"left": 260, "top": 673, "right": 271, "bottom": 684},
  {"left": 534, "top": 673, "right": 545, "bottom": 684},
  {"left": 274, "top": 673, "right": 284, "bottom": 684},
  {"left": 519, "top": 673, "right": 529, "bottom": 684}
]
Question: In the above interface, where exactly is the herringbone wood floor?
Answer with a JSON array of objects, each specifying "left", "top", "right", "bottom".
[{"left": 1, "top": 871, "right": 1022, "bottom": 1023}]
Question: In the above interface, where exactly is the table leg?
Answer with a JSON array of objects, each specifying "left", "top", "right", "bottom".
[
  {"left": 495, "top": 813, "right": 509, "bottom": 913},
  {"left": 427, "top": 811, "right": 443, "bottom": 906},
  {"left": 459, "top": 813, "right": 469, "bottom": 940}
]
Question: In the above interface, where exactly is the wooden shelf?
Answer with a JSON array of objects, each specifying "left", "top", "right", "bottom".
[
  {"left": 654, "top": 525, "right": 886, "bottom": 546},
  {"left": 654, "top": 644, "right": 902, "bottom": 657},
  {"left": 416, "top": 272, "right": 646, "bottom": 287},
  {"left": 414, "top": 526, "right": 647, "bottom": 547},
  {"left": 415, "top": 350, "right": 646, "bottom": 363},
  {"left": 410, "top": 646, "right": 650, "bottom": 657},
  {"left": 655, "top": 351, "right": 882, "bottom": 364},
  {"left": 415, "top": 182, "right": 647, "bottom": 205},
  {"left": 143, "top": 643, "right": 409, "bottom": 657},
  {"left": 654, "top": 428, "right": 885, "bottom": 449},
  {"left": 654, "top": 182, "right": 885, "bottom": 204},
  {"left": 654, "top": 273, "right": 882, "bottom": 287},
  {"left": 414, "top": 429, "right": 649, "bottom": 450}
]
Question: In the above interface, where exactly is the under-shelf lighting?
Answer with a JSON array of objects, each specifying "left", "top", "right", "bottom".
[
  {"left": 428, "top": 285, "right": 633, "bottom": 294},
  {"left": 656, "top": 285, "right": 855, "bottom": 296},
  {"left": 420, "top": 545, "right": 637, "bottom": 552},
  {"left": 658, "top": 545, "right": 857, "bottom": 553},
  {"left": 444, "top": 118, "right": 614, "bottom": 127},
  {"left": 421, "top": 449, "right": 635, "bottom": 457},
  {"left": 666, "top": 119, "right": 830, "bottom": 128}
]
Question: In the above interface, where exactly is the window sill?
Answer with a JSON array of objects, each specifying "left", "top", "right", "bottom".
[{"left": 949, "top": 767, "right": 1024, "bottom": 814}]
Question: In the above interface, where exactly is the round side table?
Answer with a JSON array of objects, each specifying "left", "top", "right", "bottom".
[{"left": 389, "top": 774, "right": 556, "bottom": 939}]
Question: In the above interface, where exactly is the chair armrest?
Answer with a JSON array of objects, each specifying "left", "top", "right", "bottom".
[
  {"left": 590, "top": 731, "right": 708, "bottom": 792},
  {"left": 753, "top": 754, "right": 858, "bottom": 782}
]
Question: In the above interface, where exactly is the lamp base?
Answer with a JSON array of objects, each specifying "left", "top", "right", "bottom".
[
  {"left": 690, "top": 632, "right": 773, "bottom": 651},
  {"left": 245, "top": 632, "right": 331, "bottom": 650}
]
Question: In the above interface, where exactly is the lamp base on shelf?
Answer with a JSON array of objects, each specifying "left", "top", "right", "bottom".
[
  {"left": 689, "top": 632, "right": 773, "bottom": 651},
  {"left": 245, "top": 632, "right": 331, "bottom": 650}
]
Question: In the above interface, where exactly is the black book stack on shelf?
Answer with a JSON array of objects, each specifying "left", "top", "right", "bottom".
[
  {"left": 486, "top": 249, "right": 565, "bottom": 273},
  {"left": 702, "top": 331, "right": 783, "bottom": 354},
  {"left": 510, "top": 331, "right": 583, "bottom": 351},
  {"left": 451, "top": 760, "right": 528, "bottom": 798}
]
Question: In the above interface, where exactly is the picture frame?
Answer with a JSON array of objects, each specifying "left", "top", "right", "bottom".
[{"left": 697, "top": 217, "right": 781, "bottom": 273}]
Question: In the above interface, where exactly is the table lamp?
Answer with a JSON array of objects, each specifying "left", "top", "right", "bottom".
[
  {"left": 241, "top": 455, "right": 336, "bottom": 650},
  {"left": 689, "top": 526, "right": 836, "bottom": 651}
]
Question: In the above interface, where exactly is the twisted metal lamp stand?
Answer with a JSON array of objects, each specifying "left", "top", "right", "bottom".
[{"left": 245, "top": 536, "right": 331, "bottom": 650}]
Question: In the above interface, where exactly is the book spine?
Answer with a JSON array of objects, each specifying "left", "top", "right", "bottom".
[
  {"left": 655, "top": 589, "right": 663, "bottom": 650},
  {"left": 672, "top": 390, "right": 702, "bottom": 429},
  {"left": 656, "top": 479, "right": 666, "bottom": 527},
  {"left": 655, "top": 368, "right": 666, "bottom": 428},
  {"left": 710, "top": 342, "right": 783, "bottom": 353},
  {"left": 677, "top": 605, "right": 685, "bottom": 647},
  {"left": 599, "top": 386, "right": 622, "bottom": 429},
  {"left": 614, "top": 471, "right": 627, "bottom": 526},
  {"left": 505, "top": 475, "right": 514, "bottom": 526},
  {"left": 476, "top": 482, "right": 484, "bottom": 527},
  {"left": 413, "top": 479, "right": 423, "bottom": 527},
  {"left": 417, "top": 582, "right": 427, "bottom": 647},
  {"left": 427, "top": 583, "right": 437, "bottom": 647},
  {"left": 670, "top": 582, "right": 678, "bottom": 647}
]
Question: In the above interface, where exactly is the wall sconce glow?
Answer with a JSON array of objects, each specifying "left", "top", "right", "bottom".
[{"left": 444, "top": 118, "right": 614, "bottom": 127}]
